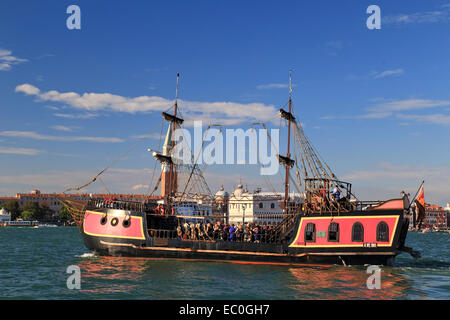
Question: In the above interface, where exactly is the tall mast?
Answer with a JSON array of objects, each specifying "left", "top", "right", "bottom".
[
  {"left": 167, "top": 73, "right": 180, "bottom": 201},
  {"left": 277, "top": 71, "right": 295, "bottom": 215},
  {"left": 284, "top": 70, "right": 292, "bottom": 214}
]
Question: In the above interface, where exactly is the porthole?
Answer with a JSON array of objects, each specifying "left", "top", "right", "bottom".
[
  {"left": 123, "top": 218, "right": 131, "bottom": 228},
  {"left": 100, "top": 215, "right": 107, "bottom": 225},
  {"left": 111, "top": 217, "right": 119, "bottom": 227}
]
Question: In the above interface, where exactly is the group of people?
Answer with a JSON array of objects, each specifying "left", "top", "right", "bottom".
[{"left": 176, "top": 221, "right": 278, "bottom": 243}]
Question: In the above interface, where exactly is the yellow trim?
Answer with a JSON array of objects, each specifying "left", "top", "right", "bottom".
[
  {"left": 83, "top": 210, "right": 146, "bottom": 240},
  {"left": 289, "top": 215, "right": 399, "bottom": 248},
  {"left": 99, "top": 240, "right": 397, "bottom": 257}
]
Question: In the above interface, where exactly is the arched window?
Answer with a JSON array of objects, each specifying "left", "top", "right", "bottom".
[
  {"left": 259, "top": 202, "right": 263, "bottom": 209},
  {"left": 304, "top": 223, "right": 316, "bottom": 242},
  {"left": 328, "top": 222, "right": 339, "bottom": 242},
  {"left": 376, "top": 221, "right": 389, "bottom": 242},
  {"left": 270, "top": 203, "right": 275, "bottom": 209},
  {"left": 352, "top": 222, "right": 364, "bottom": 242}
]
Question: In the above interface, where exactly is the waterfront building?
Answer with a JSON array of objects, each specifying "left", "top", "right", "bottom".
[
  {"left": 424, "top": 204, "right": 447, "bottom": 228},
  {"left": 0, "top": 208, "right": 11, "bottom": 222},
  {"left": 407, "top": 203, "right": 448, "bottom": 229},
  {"left": 444, "top": 203, "right": 450, "bottom": 227},
  {"left": 0, "top": 190, "right": 156, "bottom": 219},
  {"left": 222, "top": 183, "right": 303, "bottom": 226}
]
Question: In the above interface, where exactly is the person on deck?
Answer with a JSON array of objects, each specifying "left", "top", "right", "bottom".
[
  {"left": 332, "top": 187, "right": 341, "bottom": 201},
  {"left": 229, "top": 224, "right": 236, "bottom": 241}
]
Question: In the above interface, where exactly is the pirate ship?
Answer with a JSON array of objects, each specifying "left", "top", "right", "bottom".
[{"left": 61, "top": 72, "right": 420, "bottom": 266}]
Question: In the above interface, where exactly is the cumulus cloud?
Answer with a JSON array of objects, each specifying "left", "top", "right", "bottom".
[
  {"left": 15, "top": 84, "right": 278, "bottom": 126},
  {"left": 0, "top": 49, "right": 28, "bottom": 71}
]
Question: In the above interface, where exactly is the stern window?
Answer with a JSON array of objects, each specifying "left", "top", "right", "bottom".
[
  {"left": 304, "top": 223, "right": 316, "bottom": 242},
  {"left": 328, "top": 222, "right": 339, "bottom": 242},
  {"left": 352, "top": 222, "right": 364, "bottom": 242},
  {"left": 376, "top": 221, "right": 389, "bottom": 242}
]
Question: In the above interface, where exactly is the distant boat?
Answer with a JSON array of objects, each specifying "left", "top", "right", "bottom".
[
  {"left": 0, "top": 220, "right": 39, "bottom": 227},
  {"left": 38, "top": 223, "right": 58, "bottom": 227}
]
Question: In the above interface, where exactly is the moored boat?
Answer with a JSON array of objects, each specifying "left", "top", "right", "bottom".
[{"left": 0, "top": 220, "right": 39, "bottom": 227}]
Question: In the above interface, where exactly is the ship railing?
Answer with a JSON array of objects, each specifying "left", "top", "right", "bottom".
[
  {"left": 86, "top": 198, "right": 156, "bottom": 212},
  {"left": 148, "top": 228, "right": 178, "bottom": 239},
  {"left": 301, "top": 199, "right": 385, "bottom": 214},
  {"left": 163, "top": 227, "right": 281, "bottom": 244}
]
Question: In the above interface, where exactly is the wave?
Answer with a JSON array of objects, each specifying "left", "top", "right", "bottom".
[{"left": 76, "top": 252, "right": 97, "bottom": 259}]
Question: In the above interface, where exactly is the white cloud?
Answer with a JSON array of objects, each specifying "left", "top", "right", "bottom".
[
  {"left": 131, "top": 133, "right": 163, "bottom": 140},
  {"left": 0, "top": 147, "right": 43, "bottom": 156},
  {"left": 373, "top": 69, "right": 404, "bottom": 79},
  {"left": 0, "top": 168, "right": 156, "bottom": 195},
  {"left": 132, "top": 184, "right": 150, "bottom": 191},
  {"left": 341, "top": 162, "right": 450, "bottom": 205},
  {"left": 256, "top": 83, "right": 289, "bottom": 90},
  {"left": 368, "top": 99, "right": 450, "bottom": 112},
  {"left": 0, "top": 131, "right": 124, "bottom": 143},
  {"left": 51, "top": 125, "right": 75, "bottom": 132},
  {"left": 384, "top": 6, "right": 450, "bottom": 25},
  {"left": 15, "top": 83, "right": 40, "bottom": 95},
  {"left": 53, "top": 112, "right": 98, "bottom": 119},
  {"left": 323, "top": 99, "right": 450, "bottom": 122},
  {"left": 396, "top": 113, "right": 450, "bottom": 125},
  {"left": 0, "top": 49, "right": 28, "bottom": 71},
  {"left": 15, "top": 84, "right": 278, "bottom": 126}
]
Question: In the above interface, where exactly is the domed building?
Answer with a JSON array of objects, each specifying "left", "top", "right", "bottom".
[
  {"left": 214, "top": 185, "right": 229, "bottom": 204},
  {"left": 215, "top": 181, "right": 303, "bottom": 225},
  {"left": 0, "top": 208, "right": 11, "bottom": 222}
]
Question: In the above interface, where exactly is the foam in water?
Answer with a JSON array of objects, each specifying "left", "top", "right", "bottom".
[{"left": 76, "top": 252, "right": 96, "bottom": 258}]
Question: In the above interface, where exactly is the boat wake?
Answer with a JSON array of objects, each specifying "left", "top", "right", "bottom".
[{"left": 76, "top": 252, "right": 97, "bottom": 259}]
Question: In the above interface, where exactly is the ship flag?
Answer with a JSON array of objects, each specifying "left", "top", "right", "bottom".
[{"left": 415, "top": 185, "right": 425, "bottom": 230}]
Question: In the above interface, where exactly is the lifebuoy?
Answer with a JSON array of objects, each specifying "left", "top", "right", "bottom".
[{"left": 155, "top": 205, "right": 165, "bottom": 215}]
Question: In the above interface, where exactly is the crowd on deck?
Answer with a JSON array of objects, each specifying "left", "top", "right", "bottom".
[{"left": 176, "top": 221, "right": 278, "bottom": 243}]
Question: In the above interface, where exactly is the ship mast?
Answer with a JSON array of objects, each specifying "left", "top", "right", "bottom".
[
  {"left": 285, "top": 71, "right": 292, "bottom": 213},
  {"left": 278, "top": 70, "right": 295, "bottom": 216},
  {"left": 153, "top": 73, "right": 183, "bottom": 206},
  {"left": 167, "top": 73, "right": 180, "bottom": 202}
]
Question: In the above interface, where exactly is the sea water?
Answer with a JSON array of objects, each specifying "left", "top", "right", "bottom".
[{"left": 0, "top": 227, "right": 448, "bottom": 299}]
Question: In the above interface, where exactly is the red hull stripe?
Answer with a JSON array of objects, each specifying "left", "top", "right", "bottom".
[{"left": 83, "top": 210, "right": 146, "bottom": 240}]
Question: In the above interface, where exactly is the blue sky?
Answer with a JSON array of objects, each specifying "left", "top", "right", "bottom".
[{"left": 1, "top": 1, "right": 449, "bottom": 205}]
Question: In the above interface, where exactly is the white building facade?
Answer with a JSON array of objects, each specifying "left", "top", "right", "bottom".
[
  {"left": 222, "top": 183, "right": 302, "bottom": 226},
  {"left": 0, "top": 208, "right": 11, "bottom": 222}
]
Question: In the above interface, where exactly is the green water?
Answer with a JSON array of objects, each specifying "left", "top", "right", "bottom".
[{"left": 0, "top": 227, "right": 449, "bottom": 299}]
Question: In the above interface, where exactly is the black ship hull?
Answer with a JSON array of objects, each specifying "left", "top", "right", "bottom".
[{"left": 79, "top": 203, "right": 411, "bottom": 266}]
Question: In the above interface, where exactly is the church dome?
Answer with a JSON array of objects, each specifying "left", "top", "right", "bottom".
[
  {"left": 233, "top": 184, "right": 244, "bottom": 198},
  {"left": 215, "top": 186, "right": 229, "bottom": 199}
]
